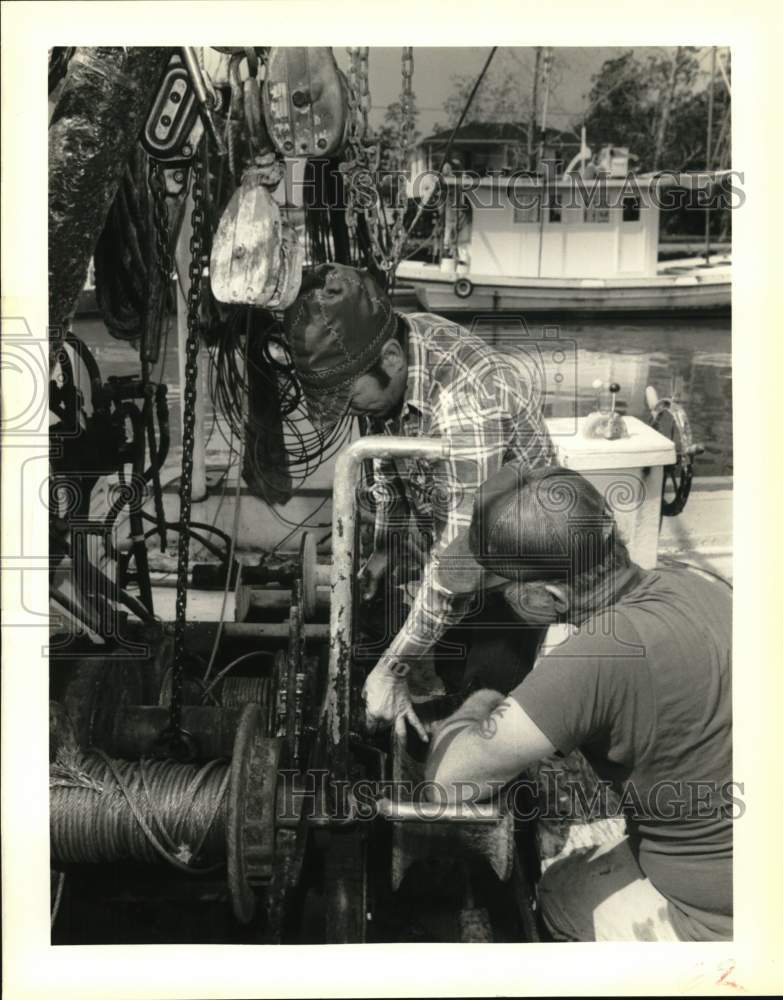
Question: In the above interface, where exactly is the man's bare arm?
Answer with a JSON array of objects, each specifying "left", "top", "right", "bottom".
[{"left": 425, "top": 690, "right": 556, "bottom": 801}]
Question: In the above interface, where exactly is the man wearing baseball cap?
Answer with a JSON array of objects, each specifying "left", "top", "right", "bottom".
[
  {"left": 284, "top": 263, "right": 556, "bottom": 738},
  {"left": 424, "top": 462, "right": 733, "bottom": 941}
]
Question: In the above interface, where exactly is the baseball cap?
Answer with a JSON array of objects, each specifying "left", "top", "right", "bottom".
[
  {"left": 436, "top": 463, "right": 615, "bottom": 595},
  {"left": 283, "top": 263, "right": 396, "bottom": 431}
]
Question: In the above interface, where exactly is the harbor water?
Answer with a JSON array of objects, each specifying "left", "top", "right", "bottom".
[{"left": 74, "top": 311, "right": 732, "bottom": 480}]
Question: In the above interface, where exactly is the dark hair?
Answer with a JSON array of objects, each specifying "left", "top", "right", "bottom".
[{"left": 360, "top": 314, "right": 407, "bottom": 389}]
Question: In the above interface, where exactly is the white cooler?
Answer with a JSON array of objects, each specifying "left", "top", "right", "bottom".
[{"left": 545, "top": 415, "right": 676, "bottom": 569}]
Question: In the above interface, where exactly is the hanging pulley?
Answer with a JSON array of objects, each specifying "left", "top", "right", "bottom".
[
  {"left": 262, "top": 47, "right": 350, "bottom": 158},
  {"left": 210, "top": 169, "right": 303, "bottom": 308},
  {"left": 142, "top": 52, "right": 202, "bottom": 163}
]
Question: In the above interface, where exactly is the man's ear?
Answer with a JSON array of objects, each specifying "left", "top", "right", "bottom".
[
  {"left": 380, "top": 338, "right": 406, "bottom": 375},
  {"left": 543, "top": 583, "right": 570, "bottom": 614}
]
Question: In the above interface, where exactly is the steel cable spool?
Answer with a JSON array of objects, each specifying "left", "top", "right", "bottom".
[
  {"left": 50, "top": 704, "right": 278, "bottom": 924},
  {"left": 220, "top": 675, "right": 271, "bottom": 709},
  {"left": 51, "top": 756, "right": 228, "bottom": 866},
  {"left": 158, "top": 665, "right": 219, "bottom": 707}
]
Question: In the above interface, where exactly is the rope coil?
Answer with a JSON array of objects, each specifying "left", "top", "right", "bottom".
[{"left": 50, "top": 750, "right": 230, "bottom": 872}]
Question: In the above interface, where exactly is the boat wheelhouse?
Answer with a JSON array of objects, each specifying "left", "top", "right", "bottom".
[{"left": 397, "top": 168, "right": 731, "bottom": 314}]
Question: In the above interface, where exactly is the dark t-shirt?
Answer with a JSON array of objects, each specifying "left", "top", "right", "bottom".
[{"left": 509, "top": 567, "right": 733, "bottom": 941}]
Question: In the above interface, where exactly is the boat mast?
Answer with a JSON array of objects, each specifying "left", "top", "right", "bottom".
[
  {"left": 704, "top": 45, "right": 717, "bottom": 265},
  {"left": 528, "top": 47, "right": 541, "bottom": 170},
  {"left": 537, "top": 47, "right": 553, "bottom": 167},
  {"left": 536, "top": 48, "right": 553, "bottom": 277}
]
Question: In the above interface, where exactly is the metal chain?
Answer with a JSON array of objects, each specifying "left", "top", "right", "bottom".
[
  {"left": 166, "top": 142, "right": 208, "bottom": 757},
  {"left": 346, "top": 47, "right": 360, "bottom": 142},
  {"left": 148, "top": 159, "right": 175, "bottom": 284},
  {"left": 357, "top": 47, "right": 371, "bottom": 142},
  {"left": 342, "top": 47, "right": 406, "bottom": 273},
  {"left": 398, "top": 47, "right": 414, "bottom": 174}
]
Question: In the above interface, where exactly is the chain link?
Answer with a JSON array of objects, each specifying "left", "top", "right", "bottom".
[
  {"left": 387, "top": 47, "right": 415, "bottom": 267},
  {"left": 342, "top": 47, "right": 412, "bottom": 274},
  {"left": 166, "top": 142, "right": 208, "bottom": 753},
  {"left": 358, "top": 47, "right": 371, "bottom": 141},
  {"left": 148, "top": 159, "right": 175, "bottom": 284},
  {"left": 398, "top": 47, "right": 414, "bottom": 174}
]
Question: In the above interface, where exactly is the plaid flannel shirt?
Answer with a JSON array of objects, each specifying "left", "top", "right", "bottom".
[{"left": 365, "top": 312, "right": 556, "bottom": 667}]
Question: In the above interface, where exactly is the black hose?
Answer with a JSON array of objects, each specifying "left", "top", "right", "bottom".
[
  {"left": 138, "top": 510, "right": 233, "bottom": 552},
  {"left": 142, "top": 523, "right": 227, "bottom": 563}
]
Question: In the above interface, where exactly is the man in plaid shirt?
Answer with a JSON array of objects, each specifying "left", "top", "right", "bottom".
[{"left": 284, "top": 264, "right": 555, "bottom": 739}]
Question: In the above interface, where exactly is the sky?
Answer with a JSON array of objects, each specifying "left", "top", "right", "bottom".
[{"left": 333, "top": 46, "right": 719, "bottom": 140}]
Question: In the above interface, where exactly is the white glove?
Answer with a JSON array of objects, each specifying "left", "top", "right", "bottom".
[
  {"left": 362, "top": 659, "right": 429, "bottom": 743},
  {"left": 357, "top": 548, "right": 389, "bottom": 602}
]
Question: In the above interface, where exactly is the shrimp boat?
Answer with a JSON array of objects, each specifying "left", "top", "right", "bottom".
[{"left": 396, "top": 155, "right": 732, "bottom": 315}]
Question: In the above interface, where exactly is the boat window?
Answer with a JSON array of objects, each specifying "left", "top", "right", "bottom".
[
  {"left": 584, "top": 205, "right": 611, "bottom": 223},
  {"left": 513, "top": 196, "right": 540, "bottom": 224},
  {"left": 622, "top": 196, "right": 641, "bottom": 222}
]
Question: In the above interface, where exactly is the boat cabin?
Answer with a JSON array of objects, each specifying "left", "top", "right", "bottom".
[{"left": 440, "top": 173, "right": 661, "bottom": 281}]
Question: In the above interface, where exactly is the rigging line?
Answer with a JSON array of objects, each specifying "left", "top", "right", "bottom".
[
  {"left": 716, "top": 51, "right": 731, "bottom": 96},
  {"left": 207, "top": 423, "right": 236, "bottom": 533},
  {"left": 200, "top": 649, "right": 275, "bottom": 702},
  {"left": 201, "top": 319, "right": 249, "bottom": 685},
  {"left": 393, "top": 47, "right": 499, "bottom": 268},
  {"left": 438, "top": 47, "right": 498, "bottom": 171},
  {"left": 266, "top": 494, "right": 331, "bottom": 549}
]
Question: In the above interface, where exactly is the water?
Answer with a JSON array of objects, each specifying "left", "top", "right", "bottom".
[
  {"left": 503, "top": 314, "right": 733, "bottom": 478},
  {"left": 73, "top": 311, "right": 732, "bottom": 479}
]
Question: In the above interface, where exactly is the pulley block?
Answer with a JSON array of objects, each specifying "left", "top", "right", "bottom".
[
  {"left": 262, "top": 47, "right": 350, "bottom": 158},
  {"left": 210, "top": 169, "right": 303, "bottom": 308},
  {"left": 142, "top": 52, "right": 203, "bottom": 163}
]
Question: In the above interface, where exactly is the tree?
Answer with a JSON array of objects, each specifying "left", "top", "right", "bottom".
[
  {"left": 376, "top": 93, "right": 421, "bottom": 173},
  {"left": 440, "top": 50, "right": 534, "bottom": 128},
  {"left": 372, "top": 94, "right": 421, "bottom": 209},
  {"left": 582, "top": 47, "right": 730, "bottom": 173}
]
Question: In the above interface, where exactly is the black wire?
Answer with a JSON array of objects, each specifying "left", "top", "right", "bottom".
[
  {"left": 267, "top": 495, "right": 331, "bottom": 556},
  {"left": 141, "top": 524, "right": 226, "bottom": 562},
  {"left": 205, "top": 306, "right": 353, "bottom": 488}
]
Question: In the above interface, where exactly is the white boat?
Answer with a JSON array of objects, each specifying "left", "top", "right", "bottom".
[{"left": 396, "top": 169, "right": 731, "bottom": 314}]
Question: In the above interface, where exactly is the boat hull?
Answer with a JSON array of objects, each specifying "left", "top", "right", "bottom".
[
  {"left": 411, "top": 279, "right": 730, "bottom": 315},
  {"left": 396, "top": 261, "right": 731, "bottom": 315}
]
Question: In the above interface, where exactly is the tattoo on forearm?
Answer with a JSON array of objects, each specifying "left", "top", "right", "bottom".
[{"left": 474, "top": 701, "right": 510, "bottom": 741}]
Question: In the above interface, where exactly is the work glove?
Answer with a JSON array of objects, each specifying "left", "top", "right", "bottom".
[
  {"left": 362, "top": 659, "right": 429, "bottom": 743},
  {"left": 357, "top": 548, "right": 389, "bottom": 603}
]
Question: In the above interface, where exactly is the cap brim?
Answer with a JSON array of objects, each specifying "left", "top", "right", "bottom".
[{"left": 435, "top": 530, "right": 510, "bottom": 595}]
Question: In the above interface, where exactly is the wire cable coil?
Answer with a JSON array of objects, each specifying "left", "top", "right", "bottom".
[
  {"left": 50, "top": 751, "right": 230, "bottom": 872},
  {"left": 49, "top": 703, "right": 277, "bottom": 924}
]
